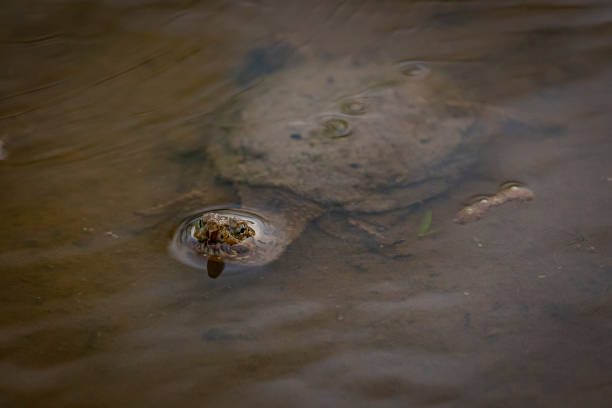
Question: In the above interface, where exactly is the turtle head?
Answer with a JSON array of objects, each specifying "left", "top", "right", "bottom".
[{"left": 229, "top": 218, "right": 256, "bottom": 241}]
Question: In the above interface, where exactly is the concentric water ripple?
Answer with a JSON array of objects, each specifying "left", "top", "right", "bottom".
[{"left": 170, "top": 207, "right": 283, "bottom": 271}]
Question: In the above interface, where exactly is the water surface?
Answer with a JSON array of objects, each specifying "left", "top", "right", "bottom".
[{"left": 1, "top": 1, "right": 612, "bottom": 407}]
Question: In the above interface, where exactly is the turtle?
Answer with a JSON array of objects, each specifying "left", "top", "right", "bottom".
[
  {"left": 169, "top": 56, "right": 498, "bottom": 276},
  {"left": 192, "top": 212, "right": 256, "bottom": 248}
]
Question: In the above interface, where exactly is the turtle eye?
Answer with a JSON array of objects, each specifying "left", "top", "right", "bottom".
[{"left": 240, "top": 226, "right": 245, "bottom": 233}]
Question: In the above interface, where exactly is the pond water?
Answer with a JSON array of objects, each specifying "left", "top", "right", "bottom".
[{"left": 1, "top": 1, "right": 612, "bottom": 407}]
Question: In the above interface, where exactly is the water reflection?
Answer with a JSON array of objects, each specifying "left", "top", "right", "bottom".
[
  {"left": 206, "top": 257, "right": 225, "bottom": 279},
  {"left": 1, "top": 1, "right": 612, "bottom": 407}
]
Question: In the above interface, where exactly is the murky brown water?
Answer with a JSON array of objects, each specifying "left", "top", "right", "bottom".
[{"left": 2, "top": 1, "right": 612, "bottom": 407}]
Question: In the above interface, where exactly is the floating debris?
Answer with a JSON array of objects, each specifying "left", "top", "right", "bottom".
[
  {"left": 417, "top": 209, "right": 433, "bottom": 238},
  {"left": 454, "top": 181, "right": 535, "bottom": 224}
]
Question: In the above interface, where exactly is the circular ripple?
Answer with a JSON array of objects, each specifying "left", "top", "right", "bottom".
[
  {"left": 340, "top": 100, "right": 366, "bottom": 116},
  {"left": 169, "top": 207, "right": 281, "bottom": 270},
  {"left": 321, "top": 118, "right": 352, "bottom": 139},
  {"left": 499, "top": 180, "right": 524, "bottom": 190},
  {"left": 398, "top": 62, "right": 430, "bottom": 79}
]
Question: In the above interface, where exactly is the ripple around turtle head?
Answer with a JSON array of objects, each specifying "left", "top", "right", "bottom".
[{"left": 169, "top": 207, "right": 283, "bottom": 272}]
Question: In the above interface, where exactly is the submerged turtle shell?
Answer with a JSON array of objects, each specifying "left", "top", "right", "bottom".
[
  {"left": 205, "top": 58, "right": 486, "bottom": 213},
  {"left": 173, "top": 58, "right": 494, "bottom": 271}
]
